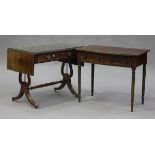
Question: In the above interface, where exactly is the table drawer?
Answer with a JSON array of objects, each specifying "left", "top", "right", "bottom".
[
  {"left": 35, "top": 52, "right": 72, "bottom": 63},
  {"left": 79, "top": 53, "right": 131, "bottom": 67}
]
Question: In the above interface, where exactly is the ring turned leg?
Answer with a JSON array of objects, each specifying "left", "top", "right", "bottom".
[
  {"left": 54, "top": 62, "right": 78, "bottom": 97},
  {"left": 78, "top": 59, "right": 81, "bottom": 102},
  {"left": 142, "top": 64, "right": 146, "bottom": 104},
  {"left": 131, "top": 68, "right": 136, "bottom": 112},
  {"left": 91, "top": 64, "right": 95, "bottom": 96},
  {"left": 12, "top": 73, "right": 39, "bottom": 109}
]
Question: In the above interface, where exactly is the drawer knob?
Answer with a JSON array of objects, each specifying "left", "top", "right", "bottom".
[{"left": 47, "top": 55, "right": 51, "bottom": 60}]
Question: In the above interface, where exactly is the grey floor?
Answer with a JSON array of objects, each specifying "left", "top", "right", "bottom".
[
  {"left": 0, "top": 62, "right": 155, "bottom": 118},
  {"left": 0, "top": 35, "right": 155, "bottom": 118}
]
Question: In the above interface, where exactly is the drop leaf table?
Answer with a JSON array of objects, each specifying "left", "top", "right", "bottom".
[{"left": 7, "top": 43, "right": 82, "bottom": 108}]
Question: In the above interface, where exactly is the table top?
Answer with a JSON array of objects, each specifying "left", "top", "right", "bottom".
[
  {"left": 10, "top": 43, "right": 82, "bottom": 54},
  {"left": 76, "top": 45, "right": 150, "bottom": 56}
]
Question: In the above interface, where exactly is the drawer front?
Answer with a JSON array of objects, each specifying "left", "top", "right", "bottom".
[
  {"left": 79, "top": 53, "right": 131, "bottom": 67},
  {"left": 35, "top": 52, "right": 72, "bottom": 63}
]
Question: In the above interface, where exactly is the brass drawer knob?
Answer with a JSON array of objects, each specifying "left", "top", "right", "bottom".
[{"left": 46, "top": 55, "right": 51, "bottom": 60}]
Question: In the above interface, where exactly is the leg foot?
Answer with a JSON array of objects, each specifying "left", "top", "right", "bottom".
[{"left": 12, "top": 88, "right": 24, "bottom": 101}]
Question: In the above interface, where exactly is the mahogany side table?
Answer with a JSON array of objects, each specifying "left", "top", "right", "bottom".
[{"left": 76, "top": 45, "right": 150, "bottom": 112}]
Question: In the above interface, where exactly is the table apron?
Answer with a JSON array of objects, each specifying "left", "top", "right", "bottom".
[{"left": 79, "top": 53, "right": 135, "bottom": 67}]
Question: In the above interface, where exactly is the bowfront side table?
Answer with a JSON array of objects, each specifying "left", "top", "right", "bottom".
[
  {"left": 76, "top": 45, "right": 150, "bottom": 112},
  {"left": 7, "top": 43, "right": 81, "bottom": 108}
]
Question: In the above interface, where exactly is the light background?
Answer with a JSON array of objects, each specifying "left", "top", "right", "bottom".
[
  {"left": 0, "top": 35, "right": 155, "bottom": 118},
  {"left": 1, "top": 0, "right": 155, "bottom": 155}
]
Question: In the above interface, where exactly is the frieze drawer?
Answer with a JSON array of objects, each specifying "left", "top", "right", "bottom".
[
  {"left": 35, "top": 52, "right": 72, "bottom": 63},
  {"left": 79, "top": 53, "right": 131, "bottom": 67}
]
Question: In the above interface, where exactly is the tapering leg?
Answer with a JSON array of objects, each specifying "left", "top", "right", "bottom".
[
  {"left": 142, "top": 64, "right": 146, "bottom": 104},
  {"left": 91, "top": 63, "right": 95, "bottom": 96},
  {"left": 131, "top": 68, "right": 136, "bottom": 112},
  {"left": 78, "top": 60, "right": 81, "bottom": 102}
]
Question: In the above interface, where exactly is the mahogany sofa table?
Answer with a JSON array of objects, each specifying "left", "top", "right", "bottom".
[
  {"left": 7, "top": 43, "right": 81, "bottom": 108},
  {"left": 76, "top": 45, "right": 150, "bottom": 112}
]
